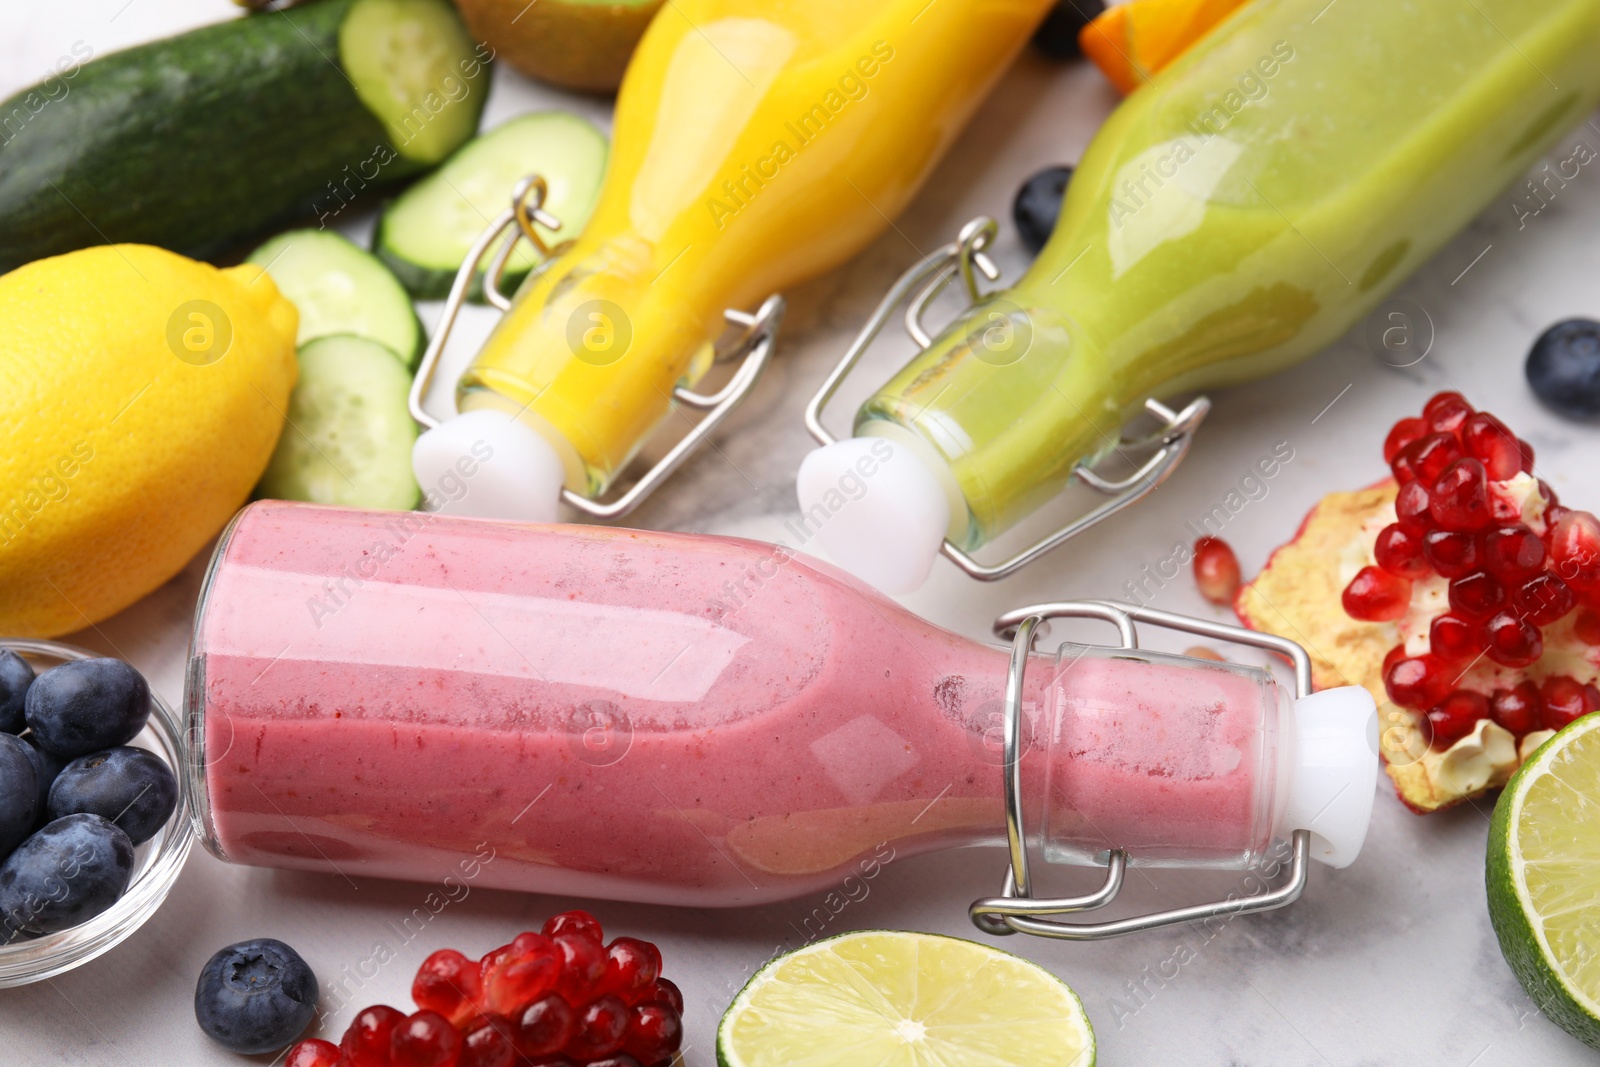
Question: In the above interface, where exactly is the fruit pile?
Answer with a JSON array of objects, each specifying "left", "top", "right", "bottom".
[
  {"left": 285, "top": 911, "right": 682, "bottom": 1067},
  {"left": 1340, "top": 392, "right": 1599, "bottom": 749},
  {"left": 0, "top": 651, "right": 177, "bottom": 940}
]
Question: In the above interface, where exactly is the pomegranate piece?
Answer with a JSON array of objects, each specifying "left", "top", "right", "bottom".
[
  {"left": 1513, "top": 572, "right": 1575, "bottom": 626},
  {"left": 1343, "top": 565, "right": 1411, "bottom": 622},
  {"left": 554, "top": 932, "right": 607, "bottom": 1003},
  {"left": 600, "top": 938, "right": 663, "bottom": 1004},
  {"left": 391, "top": 1010, "right": 462, "bottom": 1067},
  {"left": 542, "top": 910, "right": 604, "bottom": 944},
  {"left": 1423, "top": 391, "right": 1474, "bottom": 435},
  {"left": 1426, "top": 689, "right": 1488, "bottom": 749},
  {"left": 1394, "top": 432, "right": 1463, "bottom": 484},
  {"left": 1395, "top": 480, "right": 1431, "bottom": 524},
  {"left": 286, "top": 1040, "right": 344, "bottom": 1067},
  {"left": 1375, "top": 523, "right": 1429, "bottom": 579},
  {"left": 1192, "top": 536, "right": 1241, "bottom": 604},
  {"left": 568, "top": 995, "right": 631, "bottom": 1060},
  {"left": 1549, "top": 510, "right": 1600, "bottom": 591},
  {"left": 1540, "top": 675, "right": 1593, "bottom": 731},
  {"left": 1520, "top": 438, "right": 1536, "bottom": 473},
  {"left": 1461, "top": 412, "right": 1523, "bottom": 480},
  {"left": 511, "top": 994, "right": 575, "bottom": 1058},
  {"left": 1385, "top": 654, "right": 1453, "bottom": 711},
  {"left": 1429, "top": 613, "right": 1481, "bottom": 663},
  {"left": 1384, "top": 417, "right": 1427, "bottom": 463},
  {"left": 1490, "top": 682, "right": 1543, "bottom": 737},
  {"left": 623, "top": 1001, "right": 684, "bottom": 1064},
  {"left": 480, "top": 932, "right": 560, "bottom": 1016},
  {"left": 648, "top": 978, "right": 684, "bottom": 1016},
  {"left": 1430, "top": 459, "right": 1493, "bottom": 531},
  {"left": 1484, "top": 611, "right": 1543, "bottom": 668},
  {"left": 415, "top": 948, "right": 484, "bottom": 1026},
  {"left": 460, "top": 1016, "right": 517, "bottom": 1067},
  {"left": 1448, "top": 571, "right": 1506, "bottom": 621},
  {"left": 1576, "top": 610, "right": 1600, "bottom": 645},
  {"left": 1422, "top": 528, "right": 1481, "bottom": 579},
  {"left": 343, "top": 1005, "right": 408, "bottom": 1067},
  {"left": 1483, "top": 525, "right": 1546, "bottom": 582}
]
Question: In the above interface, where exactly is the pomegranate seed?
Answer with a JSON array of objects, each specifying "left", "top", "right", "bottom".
[
  {"left": 1343, "top": 565, "right": 1412, "bottom": 622},
  {"left": 1394, "top": 433, "right": 1462, "bottom": 484},
  {"left": 481, "top": 933, "right": 560, "bottom": 1016},
  {"left": 1550, "top": 510, "right": 1600, "bottom": 591},
  {"left": 1484, "top": 611, "right": 1543, "bottom": 668},
  {"left": 601, "top": 938, "right": 663, "bottom": 1004},
  {"left": 1423, "top": 528, "right": 1481, "bottom": 578},
  {"left": 623, "top": 1001, "right": 684, "bottom": 1064},
  {"left": 460, "top": 1016, "right": 517, "bottom": 1067},
  {"left": 1514, "top": 572, "right": 1575, "bottom": 626},
  {"left": 1192, "top": 536, "right": 1241, "bottom": 604},
  {"left": 1540, "top": 479, "right": 1560, "bottom": 507},
  {"left": 343, "top": 1005, "right": 407, "bottom": 1067},
  {"left": 586, "top": 1058, "right": 644, "bottom": 1067},
  {"left": 1546, "top": 503, "right": 1573, "bottom": 531},
  {"left": 1424, "top": 391, "right": 1474, "bottom": 435},
  {"left": 1185, "top": 645, "right": 1225, "bottom": 661},
  {"left": 649, "top": 978, "right": 684, "bottom": 1015},
  {"left": 542, "top": 910, "right": 604, "bottom": 944},
  {"left": 1460, "top": 412, "right": 1522, "bottom": 480},
  {"left": 1491, "top": 682, "right": 1542, "bottom": 736},
  {"left": 1395, "top": 481, "right": 1431, "bottom": 524},
  {"left": 554, "top": 932, "right": 607, "bottom": 1002},
  {"left": 415, "top": 949, "right": 483, "bottom": 1026},
  {"left": 1540, "top": 675, "right": 1592, "bottom": 731},
  {"left": 1385, "top": 654, "right": 1453, "bottom": 710},
  {"left": 1426, "top": 689, "right": 1488, "bottom": 748},
  {"left": 512, "top": 994, "right": 575, "bottom": 1058},
  {"left": 1375, "top": 523, "right": 1430, "bottom": 579},
  {"left": 569, "top": 995, "right": 630, "bottom": 1060},
  {"left": 1383, "top": 643, "right": 1408, "bottom": 674},
  {"left": 286, "top": 1040, "right": 344, "bottom": 1067},
  {"left": 1483, "top": 525, "right": 1546, "bottom": 581},
  {"left": 1449, "top": 571, "right": 1506, "bottom": 620},
  {"left": 391, "top": 1010, "right": 462, "bottom": 1067},
  {"left": 1429, "top": 613, "right": 1482, "bottom": 662},
  {"left": 1384, "top": 417, "right": 1428, "bottom": 463},
  {"left": 1430, "top": 459, "right": 1493, "bottom": 531},
  {"left": 1576, "top": 611, "right": 1600, "bottom": 644},
  {"left": 1519, "top": 438, "right": 1536, "bottom": 473}
]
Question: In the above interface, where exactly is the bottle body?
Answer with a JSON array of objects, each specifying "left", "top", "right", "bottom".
[
  {"left": 187, "top": 502, "right": 1296, "bottom": 906},
  {"left": 856, "top": 0, "right": 1600, "bottom": 548},
  {"left": 455, "top": 0, "right": 1054, "bottom": 496}
]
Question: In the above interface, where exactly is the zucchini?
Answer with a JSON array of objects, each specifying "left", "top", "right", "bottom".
[
  {"left": 374, "top": 112, "right": 609, "bottom": 300},
  {"left": 0, "top": 0, "right": 489, "bottom": 274}
]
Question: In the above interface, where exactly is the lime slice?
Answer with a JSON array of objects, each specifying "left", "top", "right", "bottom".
[
  {"left": 1488, "top": 714, "right": 1600, "bottom": 1051},
  {"left": 717, "top": 929, "right": 1095, "bottom": 1067}
]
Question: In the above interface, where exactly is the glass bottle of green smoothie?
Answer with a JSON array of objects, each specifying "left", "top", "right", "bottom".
[{"left": 799, "top": 0, "right": 1600, "bottom": 593}]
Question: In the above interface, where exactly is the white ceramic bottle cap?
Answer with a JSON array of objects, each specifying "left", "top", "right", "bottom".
[
  {"left": 1279, "top": 686, "right": 1380, "bottom": 868},
  {"left": 796, "top": 437, "right": 949, "bottom": 594},
  {"left": 412, "top": 409, "right": 565, "bottom": 523}
]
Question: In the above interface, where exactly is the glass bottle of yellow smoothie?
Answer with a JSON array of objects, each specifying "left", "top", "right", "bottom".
[
  {"left": 412, "top": 0, "right": 1056, "bottom": 521},
  {"left": 799, "top": 0, "right": 1600, "bottom": 592}
]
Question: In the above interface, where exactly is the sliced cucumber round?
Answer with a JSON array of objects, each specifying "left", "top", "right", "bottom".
[
  {"left": 257, "top": 335, "right": 421, "bottom": 511},
  {"left": 374, "top": 111, "right": 609, "bottom": 300},
  {"left": 249, "top": 229, "right": 424, "bottom": 369}
]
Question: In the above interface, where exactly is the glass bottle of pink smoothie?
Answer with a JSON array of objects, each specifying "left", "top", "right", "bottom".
[{"left": 185, "top": 501, "right": 1375, "bottom": 934}]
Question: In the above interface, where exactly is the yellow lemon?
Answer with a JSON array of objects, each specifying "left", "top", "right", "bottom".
[{"left": 0, "top": 244, "right": 298, "bottom": 637}]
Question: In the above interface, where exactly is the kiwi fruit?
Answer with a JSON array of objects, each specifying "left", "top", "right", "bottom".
[{"left": 454, "top": 0, "right": 664, "bottom": 93}]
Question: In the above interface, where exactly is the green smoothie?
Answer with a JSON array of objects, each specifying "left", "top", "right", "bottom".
[{"left": 859, "top": 0, "right": 1600, "bottom": 548}]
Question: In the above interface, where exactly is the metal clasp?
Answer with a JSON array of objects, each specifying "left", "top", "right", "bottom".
[
  {"left": 804, "top": 215, "right": 1211, "bottom": 582},
  {"left": 968, "top": 601, "right": 1313, "bottom": 941},
  {"left": 410, "top": 174, "right": 787, "bottom": 522}
]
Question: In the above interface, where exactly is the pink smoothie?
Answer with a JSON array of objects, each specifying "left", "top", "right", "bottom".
[{"left": 190, "top": 502, "right": 1281, "bottom": 906}]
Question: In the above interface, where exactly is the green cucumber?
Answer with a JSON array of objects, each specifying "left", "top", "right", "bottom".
[
  {"left": 257, "top": 334, "right": 421, "bottom": 510},
  {"left": 249, "top": 229, "right": 424, "bottom": 369},
  {"left": 374, "top": 111, "right": 609, "bottom": 300},
  {"left": 0, "top": 0, "right": 489, "bottom": 274}
]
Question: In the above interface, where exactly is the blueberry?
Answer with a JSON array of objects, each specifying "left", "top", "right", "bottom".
[
  {"left": 1527, "top": 317, "right": 1600, "bottom": 418},
  {"left": 24, "top": 658, "right": 150, "bottom": 759},
  {"left": 0, "top": 650, "right": 33, "bottom": 734},
  {"left": 48, "top": 747, "right": 177, "bottom": 846},
  {"left": 0, "top": 735, "right": 38, "bottom": 859},
  {"left": 0, "top": 814, "right": 134, "bottom": 936},
  {"left": 1013, "top": 164, "right": 1075, "bottom": 256},
  {"left": 1031, "top": 0, "right": 1105, "bottom": 59},
  {"left": 195, "top": 938, "right": 318, "bottom": 1054},
  {"left": 20, "top": 737, "right": 65, "bottom": 826}
]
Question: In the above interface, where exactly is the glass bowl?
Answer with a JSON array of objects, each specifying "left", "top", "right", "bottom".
[{"left": 0, "top": 638, "right": 192, "bottom": 986}]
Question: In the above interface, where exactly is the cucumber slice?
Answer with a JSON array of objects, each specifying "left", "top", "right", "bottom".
[
  {"left": 249, "top": 230, "right": 424, "bottom": 369},
  {"left": 375, "top": 112, "right": 609, "bottom": 300},
  {"left": 257, "top": 335, "right": 421, "bottom": 511}
]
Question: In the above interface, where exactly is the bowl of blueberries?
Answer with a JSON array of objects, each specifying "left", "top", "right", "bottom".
[{"left": 0, "top": 638, "right": 190, "bottom": 985}]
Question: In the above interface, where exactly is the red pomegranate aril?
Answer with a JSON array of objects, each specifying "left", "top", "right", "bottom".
[
  {"left": 1448, "top": 571, "right": 1506, "bottom": 621},
  {"left": 1375, "top": 523, "right": 1430, "bottom": 579},
  {"left": 1576, "top": 611, "right": 1600, "bottom": 645},
  {"left": 1385, "top": 654, "right": 1453, "bottom": 711},
  {"left": 1426, "top": 689, "right": 1488, "bottom": 749},
  {"left": 1514, "top": 572, "right": 1575, "bottom": 626},
  {"left": 343, "top": 1005, "right": 408, "bottom": 1067},
  {"left": 1545, "top": 503, "right": 1573, "bottom": 531},
  {"left": 649, "top": 978, "right": 683, "bottom": 1016},
  {"left": 1383, "top": 643, "right": 1408, "bottom": 675},
  {"left": 482, "top": 933, "right": 560, "bottom": 1016},
  {"left": 601, "top": 938, "right": 663, "bottom": 1004},
  {"left": 1192, "top": 536, "right": 1242, "bottom": 604},
  {"left": 512, "top": 994, "right": 575, "bottom": 1058},
  {"left": 286, "top": 1040, "right": 344, "bottom": 1067},
  {"left": 1540, "top": 479, "right": 1560, "bottom": 507},
  {"left": 586, "top": 1058, "right": 644, "bottom": 1067},
  {"left": 554, "top": 931, "right": 607, "bottom": 1002},
  {"left": 1395, "top": 481, "right": 1431, "bottom": 524},
  {"left": 1343, "top": 565, "right": 1412, "bottom": 622},
  {"left": 391, "top": 1010, "right": 462, "bottom": 1067},
  {"left": 1385, "top": 417, "right": 1428, "bottom": 463},
  {"left": 1429, "top": 613, "right": 1482, "bottom": 663},
  {"left": 1519, "top": 438, "right": 1536, "bottom": 473},
  {"left": 568, "top": 995, "right": 631, "bottom": 1060},
  {"left": 1490, "top": 682, "right": 1543, "bottom": 737},
  {"left": 1424, "top": 391, "right": 1474, "bottom": 435},
  {"left": 1423, "top": 528, "right": 1481, "bottom": 579},
  {"left": 1460, "top": 412, "right": 1522, "bottom": 480},
  {"left": 1549, "top": 510, "right": 1600, "bottom": 591},
  {"left": 461, "top": 1016, "right": 517, "bottom": 1067},
  {"left": 1430, "top": 459, "right": 1492, "bottom": 532},
  {"left": 623, "top": 1002, "right": 684, "bottom": 1064},
  {"left": 543, "top": 910, "right": 605, "bottom": 944},
  {"left": 1484, "top": 611, "right": 1543, "bottom": 668},
  {"left": 415, "top": 948, "right": 484, "bottom": 1026},
  {"left": 1483, "top": 524, "right": 1546, "bottom": 581},
  {"left": 1540, "top": 675, "right": 1592, "bottom": 731},
  {"left": 1394, "top": 433, "right": 1462, "bottom": 484}
]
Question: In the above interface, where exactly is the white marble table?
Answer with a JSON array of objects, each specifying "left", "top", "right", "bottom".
[{"left": 5, "top": 3, "right": 1600, "bottom": 1063}]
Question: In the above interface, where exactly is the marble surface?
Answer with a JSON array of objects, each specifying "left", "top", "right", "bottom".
[{"left": 6, "top": 3, "right": 1600, "bottom": 1064}]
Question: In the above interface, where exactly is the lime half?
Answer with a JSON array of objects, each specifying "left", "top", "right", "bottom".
[
  {"left": 717, "top": 929, "right": 1095, "bottom": 1067},
  {"left": 1488, "top": 713, "right": 1600, "bottom": 1050}
]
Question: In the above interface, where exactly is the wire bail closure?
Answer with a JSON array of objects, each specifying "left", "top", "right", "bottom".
[
  {"left": 804, "top": 216, "right": 1211, "bottom": 581},
  {"left": 409, "top": 174, "right": 787, "bottom": 521},
  {"left": 968, "top": 600, "right": 1314, "bottom": 941}
]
